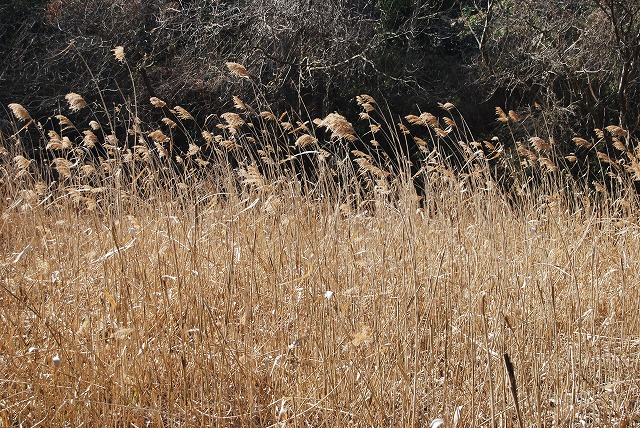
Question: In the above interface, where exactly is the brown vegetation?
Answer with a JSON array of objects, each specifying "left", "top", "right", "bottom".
[{"left": 1, "top": 54, "right": 640, "bottom": 425}]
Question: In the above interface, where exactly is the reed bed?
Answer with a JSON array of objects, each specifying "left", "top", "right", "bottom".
[{"left": 1, "top": 61, "right": 639, "bottom": 427}]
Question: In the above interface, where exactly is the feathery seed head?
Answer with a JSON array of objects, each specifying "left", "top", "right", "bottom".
[
  {"left": 572, "top": 137, "right": 592, "bottom": 148},
  {"left": 83, "top": 130, "right": 97, "bottom": 148},
  {"left": 8, "top": 103, "right": 31, "bottom": 121},
  {"left": 319, "top": 112, "right": 356, "bottom": 142},
  {"left": 495, "top": 107, "right": 509, "bottom": 123},
  {"left": 538, "top": 157, "right": 557, "bottom": 171},
  {"left": 13, "top": 155, "right": 31, "bottom": 169},
  {"left": 356, "top": 94, "right": 376, "bottom": 105},
  {"left": 421, "top": 112, "right": 440, "bottom": 128},
  {"left": 221, "top": 112, "right": 245, "bottom": 129},
  {"left": 443, "top": 117, "right": 456, "bottom": 128},
  {"left": 295, "top": 134, "right": 318, "bottom": 148},
  {"left": 202, "top": 131, "right": 215, "bottom": 144},
  {"left": 112, "top": 46, "right": 125, "bottom": 62},
  {"left": 605, "top": 125, "right": 628, "bottom": 138},
  {"left": 508, "top": 110, "right": 522, "bottom": 122},
  {"left": 405, "top": 114, "right": 425, "bottom": 126},
  {"left": 162, "top": 117, "right": 177, "bottom": 128},
  {"left": 55, "top": 115, "right": 74, "bottom": 129},
  {"left": 104, "top": 134, "right": 119, "bottom": 148},
  {"left": 173, "top": 106, "right": 193, "bottom": 121},
  {"left": 260, "top": 111, "right": 277, "bottom": 121},
  {"left": 150, "top": 97, "right": 166, "bottom": 108},
  {"left": 232, "top": 95, "right": 247, "bottom": 111},
  {"left": 149, "top": 130, "right": 170, "bottom": 143},
  {"left": 529, "top": 136, "right": 551, "bottom": 152},
  {"left": 612, "top": 138, "right": 627, "bottom": 152},
  {"left": 226, "top": 62, "right": 251, "bottom": 79},
  {"left": 398, "top": 123, "right": 410, "bottom": 135},
  {"left": 439, "top": 102, "right": 456, "bottom": 111},
  {"left": 65, "top": 93, "right": 88, "bottom": 112}
]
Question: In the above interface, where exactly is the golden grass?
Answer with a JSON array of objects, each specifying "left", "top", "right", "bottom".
[{"left": 1, "top": 90, "right": 639, "bottom": 427}]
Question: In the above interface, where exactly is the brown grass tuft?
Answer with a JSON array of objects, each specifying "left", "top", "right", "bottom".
[
  {"left": 356, "top": 94, "right": 377, "bottom": 105},
  {"left": 46, "top": 130, "right": 72, "bottom": 150},
  {"left": 12, "top": 154, "right": 31, "bottom": 169},
  {"left": 612, "top": 138, "right": 628, "bottom": 152},
  {"left": 260, "top": 111, "right": 277, "bottom": 121},
  {"left": 161, "top": 117, "right": 177, "bottom": 128},
  {"left": 517, "top": 142, "right": 538, "bottom": 161},
  {"left": 201, "top": 130, "right": 215, "bottom": 145},
  {"left": 421, "top": 112, "right": 440, "bottom": 128},
  {"left": 82, "top": 130, "right": 98, "bottom": 148},
  {"left": 538, "top": 157, "right": 557, "bottom": 171}
]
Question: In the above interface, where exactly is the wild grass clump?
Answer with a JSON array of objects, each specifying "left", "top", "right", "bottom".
[{"left": 1, "top": 54, "right": 639, "bottom": 427}]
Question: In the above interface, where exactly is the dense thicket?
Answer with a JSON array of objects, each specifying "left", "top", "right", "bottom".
[{"left": 1, "top": 0, "right": 639, "bottom": 142}]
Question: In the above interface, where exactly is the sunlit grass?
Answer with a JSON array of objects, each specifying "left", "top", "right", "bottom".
[{"left": 1, "top": 68, "right": 639, "bottom": 426}]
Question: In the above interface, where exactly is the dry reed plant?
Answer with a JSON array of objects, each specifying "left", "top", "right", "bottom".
[{"left": 1, "top": 79, "right": 640, "bottom": 427}]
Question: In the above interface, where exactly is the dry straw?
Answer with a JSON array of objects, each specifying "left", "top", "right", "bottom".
[
  {"left": 83, "top": 130, "right": 98, "bottom": 148},
  {"left": 221, "top": 112, "right": 245, "bottom": 129},
  {"left": 12, "top": 155, "right": 31, "bottom": 169},
  {"left": 260, "top": 111, "right": 277, "bottom": 121},
  {"left": 2, "top": 76, "right": 639, "bottom": 427},
  {"left": 232, "top": 95, "right": 247, "bottom": 111}
]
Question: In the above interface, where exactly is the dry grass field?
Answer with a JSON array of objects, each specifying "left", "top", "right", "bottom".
[{"left": 1, "top": 63, "right": 639, "bottom": 426}]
